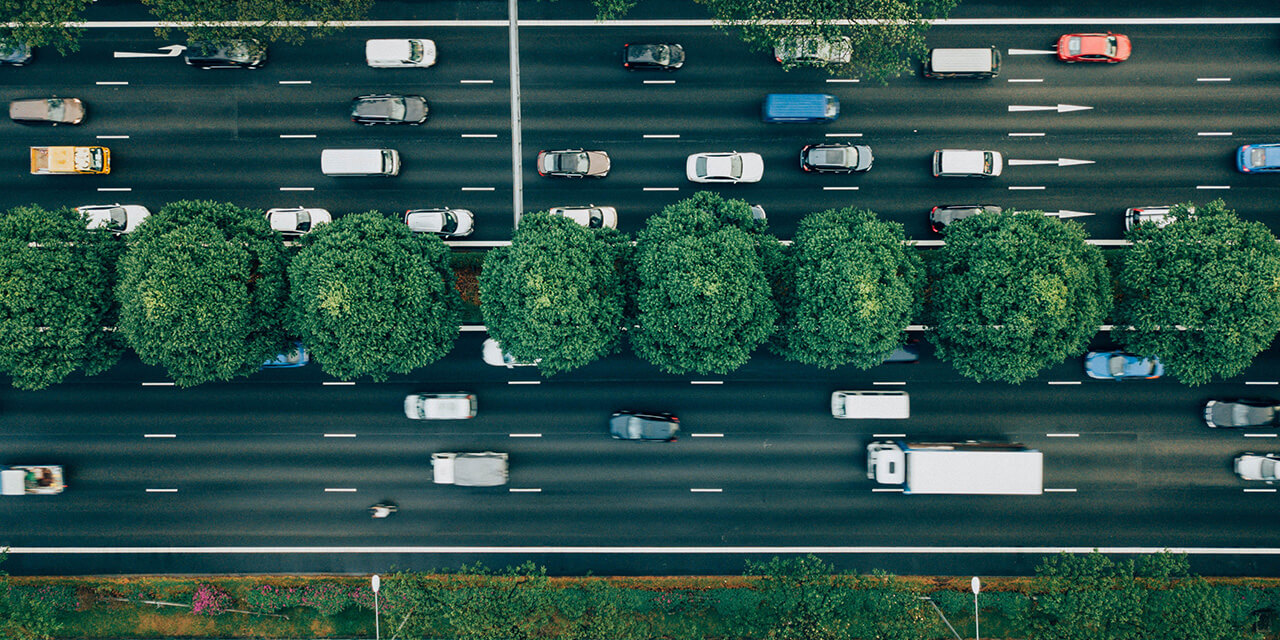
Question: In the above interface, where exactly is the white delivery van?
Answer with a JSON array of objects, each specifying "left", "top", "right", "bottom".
[
  {"left": 923, "top": 47, "right": 1001, "bottom": 78},
  {"left": 866, "top": 441, "right": 1043, "bottom": 495},
  {"left": 321, "top": 148, "right": 401, "bottom": 176},
  {"left": 831, "top": 390, "right": 910, "bottom": 419}
]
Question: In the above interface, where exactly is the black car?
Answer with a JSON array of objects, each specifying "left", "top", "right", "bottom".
[
  {"left": 609, "top": 411, "right": 679, "bottom": 441},
  {"left": 350, "top": 94, "right": 429, "bottom": 125},
  {"left": 184, "top": 39, "right": 267, "bottom": 69},
  {"left": 929, "top": 204, "right": 1002, "bottom": 233},
  {"left": 0, "top": 40, "right": 32, "bottom": 66},
  {"left": 623, "top": 43, "right": 685, "bottom": 70},
  {"left": 1204, "top": 399, "right": 1280, "bottom": 429}
]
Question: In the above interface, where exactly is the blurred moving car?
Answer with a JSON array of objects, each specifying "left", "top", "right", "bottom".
[
  {"left": 9, "top": 97, "right": 85, "bottom": 125},
  {"left": 610, "top": 411, "right": 680, "bottom": 441},
  {"left": 262, "top": 343, "right": 310, "bottom": 368},
  {"left": 404, "top": 393, "right": 477, "bottom": 420},
  {"left": 184, "top": 39, "right": 266, "bottom": 69},
  {"left": 482, "top": 338, "right": 540, "bottom": 368},
  {"left": 366, "top": 39, "right": 436, "bottom": 68},
  {"left": 78, "top": 204, "right": 150, "bottom": 234},
  {"left": 405, "top": 208, "right": 474, "bottom": 237},
  {"left": 547, "top": 205, "right": 618, "bottom": 229},
  {"left": 0, "top": 40, "right": 33, "bottom": 66},
  {"left": 929, "top": 205, "right": 1002, "bottom": 233},
  {"left": 800, "top": 143, "right": 872, "bottom": 173},
  {"left": 1084, "top": 351, "right": 1163, "bottom": 380},
  {"left": 1204, "top": 399, "right": 1280, "bottom": 429},
  {"left": 350, "top": 94, "right": 428, "bottom": 125},
  {"left": 1235, "top": 453, "right": 1280, "bottom": 483},
  {"left": 623, "top": 43, "right": 684, "bottom": 70},
  {"left": 1123, "top": 205, "right": 1193, "bottom": 231},
  {"left": 537, "top": 149, "right": 610, "bottom": 178},
  {"left": 773, "top": 36, "right": 852, "bottom": 64},
  {"left": 686, "top": 152, "right": 764, "bottom": 183},
  {"left": 1238, "top": 144, "right": 1280, "bottom": 173},
  {"left": 1057, "top": 32, "right": 1131, "bottom": 63},
  {"left": 266, "top": 207, "right": 331, "bottom": 236}
]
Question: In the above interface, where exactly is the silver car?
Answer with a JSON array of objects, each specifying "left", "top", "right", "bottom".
[
  {"left": 404, "top": 393, "right": 477, "bottom": 420},
  {"left": 405, "top": 208, "right": 474, "bottom": 237},
  {"left": 9, "top": 97, "right": 85, "bottom": 125},
  {"left": 1235, "top": 453, "right": 1280, "bottom": 483}
]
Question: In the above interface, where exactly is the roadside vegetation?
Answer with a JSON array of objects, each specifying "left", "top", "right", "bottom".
[
  {"left": 3, "top": 550, "right": 1278, "bottom": 640},
  {"left": 0, "top": 197, "right": 1275, "bottom": 388}
]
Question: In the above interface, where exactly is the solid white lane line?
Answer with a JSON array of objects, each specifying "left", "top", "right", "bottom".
[
  {"left": 324, "top": 488, "right": 358, "bottom": 493},
  {"left": 644, "top": 134, "right": 680, "bottom": 138},
  {"left": 509, "top": 433, "right": 542, "bottom": 438},
  {"left": 690, "top": 433, "right": 724, "bottom": 438},
  {"left": 141, "top": 382, "right": 175, "bottom": 386},
  {"left": 17, "top": 543, "right": 1280, "bottom": 554},
  {"left": 1197, "top": 185, "right": 1230, "bottom": 189},
  {"left": 280, "top": 134, "right": 317, "bottom": 138},
  {"left": 643, "top": 79, "right": 675, "bottom": 84},
  {"left": 691, "top": 488, "right": 723, "bottom": 493},
  {"left": 96, "top": 135, "right": 130, "bottom": 139},
  {"left": 872, "top": 488, "right": 905, "bottom": 493},
  {"left": 461, "top": 133, "right": 498, "bottom": 138},
  {"left": 460, "top": 79, "right": 493, "bottom": 84},
  {"left": 324, "top": 434, "right": 357, "bottom": 438},
  {"left": 144, "top": 434, "right": 176, "bottom": 438},
  {"left": 98, "top": 187, "right": 132, "bottom": 191},
  {"left": 1044, "top": 488, "right": 1077, "bottom": 493},
  {"left": 278, "top": 80, "right": 311, "bottom": 85},
  {"left": 279, "top": 187, "right": 314, "bottom": 191},
  {"left": 1197, "top": 77, "right": 1231, "bottom": 82},
  {"left": 322, "top": 381, "right": 355, "bottom": 386},
  {"left": 691, "top": 380, "right": 724, "bottom": 385},
  {"left": 508, "top": 380, "right": 541, "bottom": 385},
  {"left": 872, "top": 381, "right": 906, "bottom": 386},
  {"left": 145, "top": 488, "right": 178, "bottom": 493},
  {"left": 1009, "top": 132, "right": 1045, "bottom": 137},
  {"left": 1047, "top": 381, "right": 1082, "bottom": 385},
  {"left": 823, "top": 186, "right": 859, "bottom": 191},
  {"left": 462, "top": 187, "right": 496, "bottom": 191},
  {"left": 1245, "top": 381, "right": 1280, "bottom": 385},
  {"left": 1198, "top": 132, "right": 1233, "bottom": 136},
  {"left": 510, "top": 488, "right": 541, "bottom": 492},
  {"left": 825, "top": 78, "right": 859, "bottom": 83},
  {"left": 1244, "top": 433, "right": 1278, "bottom": 438},
  {"left": 644, "top": 187, "right": 680, "bottom": 191},
  {"left": 1046, "top": 433, "right": 1079, "bottom": 437}
]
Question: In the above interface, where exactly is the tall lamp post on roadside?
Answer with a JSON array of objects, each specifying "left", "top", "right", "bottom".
[
  {"left": 971, "top": 576, "right": 981, "bottom": 640},
  {"left": 371, "top": 574, "right": 381, "bottom": 640}
]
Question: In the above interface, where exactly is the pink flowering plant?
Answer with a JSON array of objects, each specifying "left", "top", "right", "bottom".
[{"left": 190, "top": 583, "right": 231, "bottom": 615}]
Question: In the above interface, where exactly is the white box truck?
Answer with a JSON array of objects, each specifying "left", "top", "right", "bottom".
[
  {"left": 432, "top": 452, "right": 508, "bottom": 487},
  {"left": 1, "top": 465, "right": 66, "bottom": 495},
  {"left": 866, "top": 441, "right": 1042, "bottom": 495}
]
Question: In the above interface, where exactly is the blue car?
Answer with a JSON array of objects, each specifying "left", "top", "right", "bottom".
[
  {"left": 1238, "top": 144, "right": 1280, "bottom": 173},
  {"left": 1084, "top": 351, "right": 1163, "bottom": 380},
  {"left": 262, "top": 343, "right": 309, "bottom": 369}
]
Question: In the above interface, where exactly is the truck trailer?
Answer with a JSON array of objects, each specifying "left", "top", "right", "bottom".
[
  {"left": 29, "top": 145, "right": 110, "bottom": 174},
  {"left": 431, "top": 452, "right": 508, "bottom": 487},
  {"left": 866, "top": 440, "right": 1043, "bottom": 495}
]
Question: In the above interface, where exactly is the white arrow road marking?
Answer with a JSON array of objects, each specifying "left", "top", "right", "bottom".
[
  {"left": 1045, "top": 210, "right": 1096, "bottom": 219},
  {"left": 114, "top": 44, "right": 186, "bottom": 58},
  {"left": 1008, "top": 48, "right": 1057, "bottom": 55},
  {"left": 1008, "top": 104, "right": 1093, "bottom": 113},
  {"left": 1009, "top": 158, "right": 1096, "bottom": 167}
]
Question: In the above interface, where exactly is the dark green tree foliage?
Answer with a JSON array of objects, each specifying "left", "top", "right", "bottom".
[
  {"left": 116, "top": 200, "right": 288, "bottom": 387},
  {"left": 0, "top": 205, "right": 123, "bottom": 389},
  {"left": 738, "top": 555, "right": 933, "bottom": 640},
  {"left": 631, "top": 192, "right": 779, "bottom": 375},
  {"left": 287, "top": 212, "right": 459, "bottom": 381},
  {"left": 0, "top": 0, "right": 94, "bottom": 54},
  {"left": 774, "top": 207, "right": 923, "bottom": 369},
  {"left": 698, "top": 0, "right": 956, "bottom": 81},
  {"left": 1023, "top": 552, "right": 1245, "bottom": 640},
  {"left": 480, "top": 213, "right": 626, "bottom": 376},
  {"left": 141, "top": 0, "right": 373, "bottom": 46},
  {"left": 1114, "top": 200, "right": 1280, "bottom": 385},
  {"left": 927, "top": 210, "right": 1111, "bottom": 383}
]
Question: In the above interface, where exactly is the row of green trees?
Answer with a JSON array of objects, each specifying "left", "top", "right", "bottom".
[
  {"left": 6, "top": 0, "right": 953, "bottom": 83},
  {"left": 1, "top": 196, "right": 1275, "bottom": 389}
]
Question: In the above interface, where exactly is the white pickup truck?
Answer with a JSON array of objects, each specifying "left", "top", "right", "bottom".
[
  {"left": 432, "top": 452, "right": 508, "bottom": 487},
  {"left": 1, "top": 465, "right": 66, "bottom": 495}
]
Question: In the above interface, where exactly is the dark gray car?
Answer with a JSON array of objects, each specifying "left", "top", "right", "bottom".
[
  {"left": 929, "top": 204, "right": 1002, "bottom": 233},
  {"left": 623, "top": 43, "right": 685, "bottom": 70},
  {"left": 350, "top": 94, "right": 429, "bottom": 125},
  {"left": 184, "top": 39, "right": 266, "bottom": 69},
  {"left": 0, "top": 40, "right": 32, "bottom": 66},
  {"left": 609, "top": 411, "right": 679, "bottom": 441},
  {"left": 1204, "top": 399, "right": 1280, "bottom": 428}
]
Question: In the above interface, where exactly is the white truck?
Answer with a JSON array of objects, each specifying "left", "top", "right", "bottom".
[
  {"left": 1, "top": 465, "right": 66, "bottom": 495},
  {"left": 432, "top": 452, "right": 508, "bottom": 487},
  {"left": 866, "top": 441, "right": 1042, "bottom": 495},
  {"left": 29, "top": 146, "right": 110, "bottom": 174}
]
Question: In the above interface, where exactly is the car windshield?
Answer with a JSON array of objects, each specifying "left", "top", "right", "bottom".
[
  {"left": 588, "top": 210, "right": 602, "bottom": 227},
  {"left": 1251, "top": 148, "right": 1266, "bottom": 166},
  {"left": 295, "top": 211, "right": 311, "bottom": 230},
  {"left": 1108, "top": 355, "right": 1128, "bottom": 377},
  {"left": 1067, "top": 37, "right": 1082, "bottom": 55},
  {"left": 408, "top": 40, "right": 424, "bottom": 62},
  {"left": 1263, "top": 458, "right": 1278, "bottom": 478},
  {"left": 729, "top": 156, "right": 743, "bottom": 178},
  {"left": 1104, "top": 36, "right": 1118, "bottom": 55},
  {"left": 440, "top": 212, "right": 457, "bottom": 233},
  {"left": 225, "top": 41, "right": 252, "bottom": 61}
]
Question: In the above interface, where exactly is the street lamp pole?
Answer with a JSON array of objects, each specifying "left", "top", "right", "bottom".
[
  {"left": 971, "top": 577, "right": 981, "bottom": 640},
  {"left": 371, "top": 574, "right": 381, "bottom": 640}
]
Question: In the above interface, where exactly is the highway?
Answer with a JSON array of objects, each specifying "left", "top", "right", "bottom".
[{"left": 2, "top": 0, "right": 1280, "bottom": 576}]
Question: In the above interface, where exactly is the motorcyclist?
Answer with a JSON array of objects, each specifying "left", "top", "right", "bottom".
[{"left": 369, "top": 502, "right": 398, "bottom": 518}]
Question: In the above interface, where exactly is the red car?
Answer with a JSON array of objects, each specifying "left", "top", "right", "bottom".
[{"left": 1057, "top": 32, "right": 1131, "bottom": 63}]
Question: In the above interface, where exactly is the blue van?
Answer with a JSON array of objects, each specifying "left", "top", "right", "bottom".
[{"left": 762, "top": 94, "right": 839, "bottom": 123}]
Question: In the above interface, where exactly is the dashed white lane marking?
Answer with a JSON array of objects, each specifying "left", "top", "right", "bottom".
[
  {"left": 1246, "top": 381, "right": 1279, "bottom": 385},
  {"left": 1048, "top": 381, "right": 1082, "bottom": 385},
  {"left": 98, "top": 187, "right": 131, "bottom": 191},
  {"left": 823, "top": 186, "right": 859, "bottom": 191},
  {"left": 644, "top": 134, "right": 679, "bottom": 138},
  {"left": 644, "top": 187, "right": 680, "bottom": 191},
  {"left": 280, "top": 187, "right": 314, "bottom": 191},
  {"left": 872, "top": 381, "right": 906, "bottom": 386},
  {"left": 825, "top": 78, "right": 859, "bottom": 83},
  {"left": 280, "top": 134, "right": 316, "bottom": 138},
  {"left": 461, "top": 133, "right": 498, "bottom": 138},
  {"left": 145, "top": 488, "right": 178, "bottom": 493},
  {"left": 1044, "top": 488, "right": 1077, "bottom": 493},
  {"left": 1007, "top": 78, "right": 1043, "bottom": 83},
  {"left": 643, "top": 79, "right": 675, "bottom": 84},
  {"left": 509, "top": 488, "right": 541, "bottom": 493},
  {"left": 873, "top": 434, "right": 906, "bottom": 438},
  {"left": 96, "top": 135, "right": 130, "bottom": 139},
  {"left": 144, "top": 434, "right": 176, "bottom": 438},
  {"left": 460, "top": 79, "right": 493, "bottom": 84},
  {"left": 825, "top": 132, "right": 863, "bottom": 137},
  {"left": 141, "top": 382, "right": 175, "bottom": 387},
  {"left": 691, "top": 380, "right": 724, "bottom": 385},
  {"left": 1197, "top": 77, "right": 1231, "bottom": 82},
  {"left": 1009, "top": 132, "right": 1045, "bottom": 137},
  {"left": 691, "top": 488, "right": 723, "bottom": 493},
  {"left": 872, "top": 488, "right": 905, "bottom": 493},
  {"left": 1244, "top": 488, "right": 1277, "bottom": 493},
  {"left": 1046, "top": 433, "right": 1079, "bottom": 437},
  {"left": 509, "top": 433, "right": 542, "bottom": 438},
  {"left": 323, "top": 381, "right": 355, "bottom": 386},
  {"left": 96, "top": 81, "right": 128, "bottom": 85},
  {"left": 324, "top": 488, "right": 358, "bottom": 493},
  {"left": 462, "top": 186, "right": 496, "bottom": 191},
  {"left": 1244, "top": 433, "right": 1278, "bottom": 438},
  {"left": 508, "top": 380, "right": 541, "bottom": 385},
  {"left": 1197, "top": 185, "right": 1230, "bottom": 190},
  {"left": 278, "top": 80, "right": 310, "bottom": 85},
  {"left": 1198, "top": 132, "right": 1232, "bottom": 136},
  {"left": 691, "top": 433, "right": 724, "bottom": 438},
  {"left": 1008, "top": 186, "right": 1046, "bottom": 190},
  {"left": 324, "top": 434, "right": 357, "bottom": 438}
]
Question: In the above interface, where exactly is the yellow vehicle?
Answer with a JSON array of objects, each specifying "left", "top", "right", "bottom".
[{"left": 29, "top": 145, "right": 110, "bottom": 174}]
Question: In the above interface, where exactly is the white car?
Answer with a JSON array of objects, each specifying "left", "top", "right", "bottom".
[
  {"left": 547, "top": 205, "right": 618, "bottom": 229},
  {"left": 366, "top": 39, "right": 436, "bottom": 68},
  {"left": 686, "top": 152, "right": 764, "bottom": 184},
  {"left": 1124, "top": 205, "right": 1195, "bottom": 231},
  {"left": 1235, "top": 453, "right": 1280, "bottom": 483},
  {"left": 932, "top": 149, "right": 1003, "bottom": 178},
  {"left": 405, "top": 208, "right": 474, "bottom": 237},
  {"left": 482, "top": 337, "right": 540, "bottom": 368},
  {"left": 78, "top": 204, "right": 150, "bottom": 234},
  {"left": 774, "top": 36, "right": 852, "bottom": 64},
  {"left": 266, "top": 207, "right": 332, "bottom": 236},
  {"left": 403, "top": 393, "right": 476, "bottom": 420}
]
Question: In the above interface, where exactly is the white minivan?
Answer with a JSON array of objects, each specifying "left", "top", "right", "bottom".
[
  {"left": 321, "top": 148, "right": 400, "bottom": 176},
  {"left": 831, "top": 390, "right": 910, "bottom": 419},
  {"left": 932, "top": 149, "right": 1003, "bottom": 178}
]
